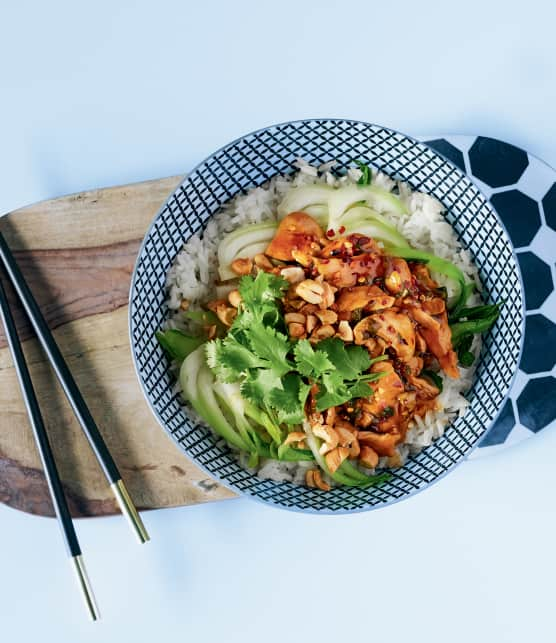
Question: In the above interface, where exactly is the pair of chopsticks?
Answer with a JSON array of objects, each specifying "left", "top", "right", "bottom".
[{"left": 0, "top": 231, "right": 150, "bottom": 620}]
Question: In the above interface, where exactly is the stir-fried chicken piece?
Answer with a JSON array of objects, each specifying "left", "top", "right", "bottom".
[
  {"left": 384, "top": 257, "right": 413, "bottom": 295},
  {"left": 314, "top": 253, "right": 383, "bottom": 288},
  {"left": 265, "top": 212, "right": 325, "bottom": 261},
  {"left": 357, "top": 309, "right": 416, "bottom": 362},
  {"left": 407, "top": 374, "right": 440, "bottom": 399},
  {"left": 405, "top": 356, "right": 424, "bottom": 376},
  {"left": 335, "top": 285, "right": 395, "bottom": 312},
  {"left": 357, "top": 430, "right": 401, "bottom": 457},
  {"left": 411, "top": 262, "right": 439, "bottom": 291},
  {"left": 422, "top": 297, "right": 445, "bottom": 315},
  {"left": 320, "top": 233, "right": 381, "bottom": 257},
  {"left": 407, "top": 305, "right": 459, "bottom": 378},
  {"left": 359, "top": 361, "right": 404, "bottom": 418}
]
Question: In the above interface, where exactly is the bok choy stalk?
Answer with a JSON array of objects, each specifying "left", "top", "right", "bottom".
[
  {"left": 180, "top": 347, "right": 251, "bottom": 452},
  {"left": 156, "top": 329, "right": 205, "bottom": 362}
]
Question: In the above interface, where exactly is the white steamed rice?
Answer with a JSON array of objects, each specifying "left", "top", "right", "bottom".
[{"left": 164, "top": 160, "right": 482, "bottom": 485}]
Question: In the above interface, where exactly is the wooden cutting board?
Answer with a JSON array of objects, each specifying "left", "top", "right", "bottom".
[{"left": 0, "top": 176, "right": 235, "bottom": 518}]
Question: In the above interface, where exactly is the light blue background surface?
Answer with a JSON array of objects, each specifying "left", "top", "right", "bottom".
[{"left": 1, "top": 1, "right": 555, "bottom": 641}]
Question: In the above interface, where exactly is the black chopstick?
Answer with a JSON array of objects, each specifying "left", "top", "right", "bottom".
[
  {"left": 0, "top": 268, "right": 100, "bottom": 620},
  {"left": 0, "top": 231, "right": 149, "bottom": 543}
]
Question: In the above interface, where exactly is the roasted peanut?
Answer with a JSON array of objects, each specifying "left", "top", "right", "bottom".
[
  {"left": 288, "top": 322, "right": 306, "bottom": 338},
  {"left": 227, "top": 289, "right": 242, "bottom": 308},
  {"left": 315, "top": 309, "right": 338, "bottom": 325},
  {"left": 387, "top": 451, "right": 403, "bottom": 468},
  {"left": 205, "top": 299, "right": 227, "bottom": 312},
  {"left": 215, "top": 303, "right": 237, "bottom": 327},
  {"left": 230, "top": 257, "right": 253, "bottom": 276},
  {"left": 306, "top": 468, "right": 330, "bottom": 489},
  {"left": 286, "top": 298, "right": 306, "bottom": 311},
  {"left": 347, "top": 439, "right": 360, "bottom": 459},
  {"left": 280, "top": 266, "right": 306, "bottom": 284},
  {"left": 310, "top": 324, "right": 335, "bottom": 342},
  {"left": 385, "top": 270, "right": 402, "bottom": 294},
  {"left": 335, "top": 422, "right": 359, "bottom": 458},
  {"left": 295, "top": 279, "right": 324, "bottom": 305},
  {"left": 324, "top": 446, "right": 349, "bottom": 474},
  {"left": 336, "top": 320, "right": 354, "bottom": 342},
  {"left": 253, "top": 253, "right": 274, "bottom": 270},
  {"left": 336, "top": 426, "right": 356, "bottom": 447},
  {"left": 291, "top": 249, "right": 313, "bottom": 267},
  {"left": 325, "top": 406, "right": 337, "bottom": 426},
  {"left": 180, "top": 299, "right": 190, "bottom": 311},
  {"left": 206, "top": 324, "right": 217, "bottom": 340},
  {"left": 312, "top": 469, "right": 331, "bottom": 491},
  {"left": 305, "top": 314, "right": 318, "bottom": 333},
  {"left": 283, "top": 431, "right": 307, "bottom": 446},
  {"left": 312, "top": 424, "right": 339, "bottom": 455},
  {"left": 284, "top": 312, "right": 306, "bottom": 325},
  {"left": 359, "top": 445, "right": 379, "bottom": 469},
  {"left": 299, "top": 303, "right": 319, "bottom": 315},
  {"left": 384, "top": 257, "right": 412, "bottom": 295},
  {"left": 320, "top": 281, "right": 336, "bottom": 309}
]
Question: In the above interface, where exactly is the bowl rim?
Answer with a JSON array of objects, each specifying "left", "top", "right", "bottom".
[{"left": 128, "top": 118, "right": 526, "bottom": 514}]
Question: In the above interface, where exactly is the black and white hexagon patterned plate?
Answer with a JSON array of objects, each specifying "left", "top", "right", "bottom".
[{"left": 421, "top": 135, "right": 556, "bottom": 457}]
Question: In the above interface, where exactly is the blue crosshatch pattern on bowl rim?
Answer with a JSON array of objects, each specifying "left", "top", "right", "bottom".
[{"left": 129, "top": 120, "right": 524, "bottom": 513}]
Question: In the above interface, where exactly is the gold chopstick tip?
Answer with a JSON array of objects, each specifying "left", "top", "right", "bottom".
[
  {"left": 70, "top": 555, "right": 100, "bottom": 621},
  {"left": 111, "top": 479, "right": 150, "bottom": 544}
]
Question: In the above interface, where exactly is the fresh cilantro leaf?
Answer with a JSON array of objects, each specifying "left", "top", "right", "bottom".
[
  {"left": 268, "top": 373, "right": 306, "bottom": 425},
  {"left": 205, "top": 336, "right": 268, "bottom": 383},
  {"left": 240, "top": 368, "right": 283, "bottom": 406},
  {"left": 220, "top": 338, "right": 268, "bottom": 371},
  {"left": 321, "top": 370, "right": 344, "bottom": 392},
  {"left": 293, "top": 339, "right": 334, "bottom": 378},
  {"left": 314, "top": 357, "right": 385, "bottom": 411},
  {"left": 238, "top": 271, "right": 288, "bottom": 309},
  {"left": 347, "top": 381, "right": 373, "bottom": 399},
  {"left": 298, "top": 379, "right": 312, "bottom": 408},
  {"left": 315, "top": 388, "right": 350, "bottom": 412},
  {"left": 317, "top": 338, "right": 370, "bottom": 380},
  {"left": 205, "top": 341, "right": 237, "bottom": 383},
  {"left": 245, "top": 325, "right": 292, "bottom": 375}
]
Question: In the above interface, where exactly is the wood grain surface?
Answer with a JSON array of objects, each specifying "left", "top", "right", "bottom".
[{"left": 0, "top": 177, "right": 235, "bottom": 518}]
